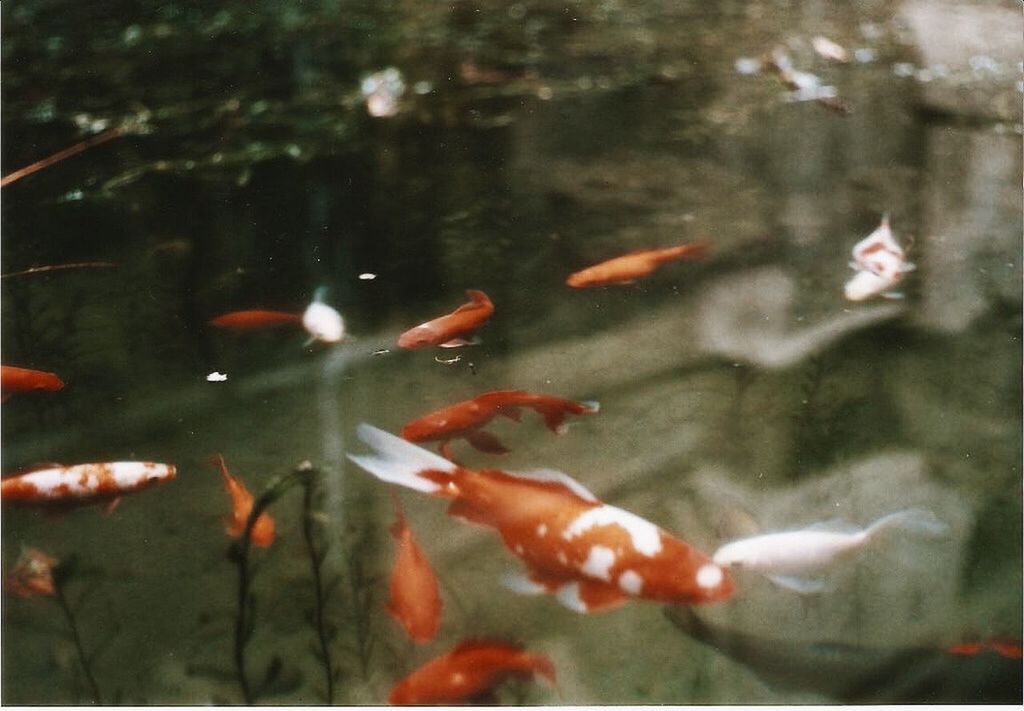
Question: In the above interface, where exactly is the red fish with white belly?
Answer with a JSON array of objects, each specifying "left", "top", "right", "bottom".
[
  {"left": 1, "top": 462, "right": 176, "bottom": 512},
  {"left": 401, "top": 389, "right": 600, "bottom": 459},
  {"left": 566, "top": 241, "right": 710, "bottom": 288},
  {"left": 397, "top": 290, "right": 494, "bottom": 349},
  {"left": 388, "top": 640, "right": 556, "bottom": 704},
  {"left": 348, "top": 424, "right": 734, "bottom": 613},
  {"left": 1, "top": 365, "right": 64, "bottom": 401},
  {"left": 386, "top": 493, "right": 442, "bottom": 643}
]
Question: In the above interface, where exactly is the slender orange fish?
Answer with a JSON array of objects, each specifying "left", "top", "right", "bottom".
[
  {"left": 349, "top": 425, "right": 734, "bottom": 614},
  {"left": 388, "top": 640, "right": 556, "bottom": 704},
  {"left": 402, "top": 390, "right": 600, "bottom": 459},
  {"left": 208, "top": 310, "right": 303, "bottom": 330},
  {"left": 1, "top": 462, "right": 175, "bottom": 513},
  {"left": 208, "top": 454, "right": 275, "bottom": 547},
  {"left": 398, "top": 290, "right": 494, "bottom": 349},
  {"left": 566, "top": 241, "right": 710, "bottom": 288},
  {"left": 386, "top": 493, "right": 442, "bottom": 643},
  {"left": 1, "top": 365, "right": 64, "bottom": 401}
]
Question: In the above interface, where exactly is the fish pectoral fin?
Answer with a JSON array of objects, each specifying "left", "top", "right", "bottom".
[
  {"left": 103, "top": 497, "right": 123, "bottom": 516},
  {"left": 555, "top": 579, "right": 631, "bottom": 613},
  {"left": 465, "top": 430, "right": 510, "bottom": 455},
  {"left": 502, "top": 572, "right": 559, "bottom": 596},
  {"left": 438, "top": 336, "right": 481, "bottom": 348},
  {"left": 766, "top": 574, "right": 829, "bottom": 595},
  {"left": 881, "top": 291, "right": 905, "bottom": 300}
]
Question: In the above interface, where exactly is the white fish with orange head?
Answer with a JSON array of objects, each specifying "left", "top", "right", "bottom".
[
  {"left": 713, "top": 509, "right": 948, "bottom": 594},
  {"left": 347, "top": 424, "right": 734, "bottom": 613}
]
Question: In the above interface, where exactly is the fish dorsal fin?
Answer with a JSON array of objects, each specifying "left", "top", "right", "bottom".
[
  {"left": 506, "top": 468, "right": 598, "bottom": 502},
  {"left": 803, "top": 518, "right": 860, "bottom": 534}
]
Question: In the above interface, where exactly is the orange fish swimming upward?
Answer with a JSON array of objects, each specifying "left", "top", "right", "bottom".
[
  {"left": 386, "top": 493, "right": 442, "bottom": 643},
  {"left": 1, "top": 365, "right": 64, "bottom": 401},
  {"left": 388, "top": 640, "right": 556, "bottom": 705},
  {"left": 208, "top": 454, "right": 275, "bottom": 548},
  {"left": 348, "top": 425, "right": 734, "bottom": 614},
  {"left": 402, "top": 390, "right": 600, "bottom": 459},
  {"left": 397, "top": 290, "right": 494, "bottom": 349},
  {"left": 208, "top": 309, "right": 303, "bottom": 330},
  {"left": 1, "top": 462, "right": 175, "bottom": 513},
  {"left": 566, "top": 241, "right": 710, "bottom": 288}
]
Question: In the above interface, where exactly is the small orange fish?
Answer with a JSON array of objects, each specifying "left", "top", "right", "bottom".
[
  {"left": 1, "top": 365, "right": 64, "bottom": 401},
  {"left": 4, "top": 547, "right": 59, "bottom": 598},
  {"left": 397, "top": 290, "right": 494, "bottom": 349},
  {"left": 208, "top": 454, "right": 275, "bottom": 548},
  {"left": 947, "top": 637, "right": 1023, "bottom": 660},
  {"left": 566, "top": 242, "right": 710, "bottom": 288},
  {"left": 386, "top": 493, "right": 442, "bottom": 643},
  {"left": 387, "top": 640, "right": 556, "bottom": 704},
  {"left": 402, "top": 390, "right": 599, "bottom": 459},
  {"left": 349, "top": 425, "right": 735, "bottom": 614},
  {"left": 208, "top": 309, "right": 303, "bottom": 330},
  {"left": 1, "top": 462, "right": 175, "bottom": 512}
]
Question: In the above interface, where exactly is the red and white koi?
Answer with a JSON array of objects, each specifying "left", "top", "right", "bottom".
[
  {"left": 398, "top": 290, "right": 494, "bottom": 349},
  {"left": 1, "top": 365, "right": 65, "bottom": 401},
  {"left": 1, "top": 461, "right": 176, "bottom": 511},
  {"left": 713, "top": 508, "right": 948, "bottom": 594},
  {"left": 566, "top": 242, "right": 709, "bottom": 288},
  {"left": 348, "top": 424, "right": 734, "bottom": 613},
  {"left": 387, "top": 640, "right": 556, "bottom": 705},
  {"left": 386, "top": 494, "right": 442, "bottom": 643},
  {"left": 401, "top": 389, "right": 600, "bottom": 459},
  {"left": 844, "top": 215, "right": 916, "bottom": 301}
]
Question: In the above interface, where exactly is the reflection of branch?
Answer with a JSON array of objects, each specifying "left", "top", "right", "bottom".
[
  {"left": 1, "top": 127, "right": 125, "bottom": 187},
  {"left": 301, "top": 474, "right": 336, "bottom": 702},
  {"left": 52, "top": 571, "right": 102, "bottom": 705},
  {"left": 233, "top": 461, "right": 315, "bottom": 704}
]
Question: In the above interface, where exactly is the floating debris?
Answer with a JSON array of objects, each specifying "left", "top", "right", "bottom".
[
  {"left": 361, "top": 67, "right": 405, "bottom": 118},
  {"left": 734, "top": 57, "right": 763, "bottom": 75},
  {"left": 358, "top": 272, "right": 377, "bottom": 280},
  {"left": 206, "top": 372, "right": 228, "bottom": 382},
  {"left": 812, "top": 36, "right": 850, "bottom": 63},
  {"left": 434, "top": 355, "right": 461, "bottom": 365}
]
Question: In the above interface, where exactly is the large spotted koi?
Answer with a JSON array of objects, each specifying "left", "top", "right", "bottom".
[{"left": 1, "top": 462, "right": 176, "bottom": 512}]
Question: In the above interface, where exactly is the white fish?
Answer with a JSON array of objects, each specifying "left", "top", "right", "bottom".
[
  {"left": 302, "top": 289, "right": 345, "bottom": 344},
  {"left": 812, "top": 36, "right": 850, "bottom": 63},
  {"left": 713, "top": 509, "right": 948, "bottom": 594},
  {"left": 845, "top": 214, "right": 915, "bottom": 301}
]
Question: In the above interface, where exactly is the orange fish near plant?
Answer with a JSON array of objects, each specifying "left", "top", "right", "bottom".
[
  {"left": 388, "top": 640, "right": 556, "bottom": 704},
  {"left": 208, "top": 454, "right": 275, "bottom": 547},
  {"left": 4, "top": 547, "right": 59, "bottom": 598},
  {"left": 386, "top": 493, "right": 442, "bottom": 643},
  {"left": 208, "top": 310, "right": 303, "bottom": 330},
  {"left": 348, "top": 425, "right": 734, "bottom": 614},
  {"left": 397, "top": 290, "right": 494, "bottom": 349},
  {"left": 566, "top": 241, "right": 710, "bottom": 288},
  {"left": 1, "top": 462, "right": 175, "bottom": 512},
  {"left": 402, "top": 390, "right": 600, "bottom": 459},
  {"left": 1, "top": 365, "right": 64, "bottom": 401}
]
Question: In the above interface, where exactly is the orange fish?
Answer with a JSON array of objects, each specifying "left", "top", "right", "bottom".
[
  {"left": 397, "top": 290, "right": 494, "bottom": 349},
  {"left": 566, "top": 242, "right": 709, "bottom": 288},
  {"left": 208, "top": 309, "right": 303, "bottom": 330},
  {"left": 402, "top": 390, "right": 600, "bottom": 459},
  {"left": 208, "top": 454, "right": 275, "bottom": 547},
  {"left": 947, "top": 637, "right": 1023, "bottom": 660},
  {"left": 1, "top": 462, "right": 175, "bottom": 512},
  {"left": 1, "top": 365, "right": 64, "bottom": 401},
  {"left": 388, "top": 640, "right": 556, "bottom": 704},
  {"left": 349, "top": 425, "right": 734, "bottom": 614},
  {"left": 386, "top": 493, "right": 442, "bottom": 643},
  {"left": 4, "top": 547, "right": 59, "bottom": 598}
]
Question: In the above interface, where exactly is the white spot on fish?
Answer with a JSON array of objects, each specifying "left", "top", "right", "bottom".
[
  {"left": 696, "top": 564, "right": 725, "bottom": 589},
  {"left": 206, "top": 371, "right": 228, "bottom": 382},
  {"left": 557, "top": 551, "right": 568, "bottom": 565},
  {"left": 618, "top": 570, "right": 643, "bottom": 595},
  {"left": 579, "top": 545, "right": 616, "bottom": 581},
  {"left": 502, "top": 574, "right": 548, "bottom": 595},
  {"left": 536, "top": 523, "right": 548, "bottom": 538},
  {"left": 555, "top": 582, "right": 589, "bottom": 613},
  {"left": 563, "top": 505, "right": 663, "bottom": 557}
]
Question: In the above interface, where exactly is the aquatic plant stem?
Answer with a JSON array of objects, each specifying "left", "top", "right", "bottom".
[
  {"left": 53, "top": 581, "right": 102, "bottom": 705},
  {"left": 301, "top": 474, "right": 335, "bottom": 703},
  {"left": 1, "top": 126, "right": 125, "bottom": 187},
  {"left": 232, "top": 461, "right": 315, "bottom": 704}
]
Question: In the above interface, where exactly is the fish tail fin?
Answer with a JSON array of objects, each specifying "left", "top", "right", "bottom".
[
  {"left": 388, "top": 489, "right": 407, "bottom": 537},
  {"left": 531, "top": 399, "right": 599, "bottom": 434},
  {"left": 205, "top": 453, "right": 231, "bottom": 484},
  {"left": 529, "top": 653, "right": 558, "bottom": 694},
  {"left": 312, "top": 285, "right": 330, "bottom": 303},
  {"left": 464, "top": 289, "right": 491, "bottom": 306},
  {"left": 864, "top": 508, "right": 949, "bottom": 541},
  {"left": 347, "top": 424, "right": 457, "bottom": 495}
]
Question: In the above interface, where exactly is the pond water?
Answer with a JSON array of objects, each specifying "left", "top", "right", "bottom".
[{"left": 2, "top": 0, "right": 1021, "bottom": 705}]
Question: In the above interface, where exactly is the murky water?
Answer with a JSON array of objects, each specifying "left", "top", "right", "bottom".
[{"left": 2, "top": 0, "right": 1021, "bottom": 705}]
